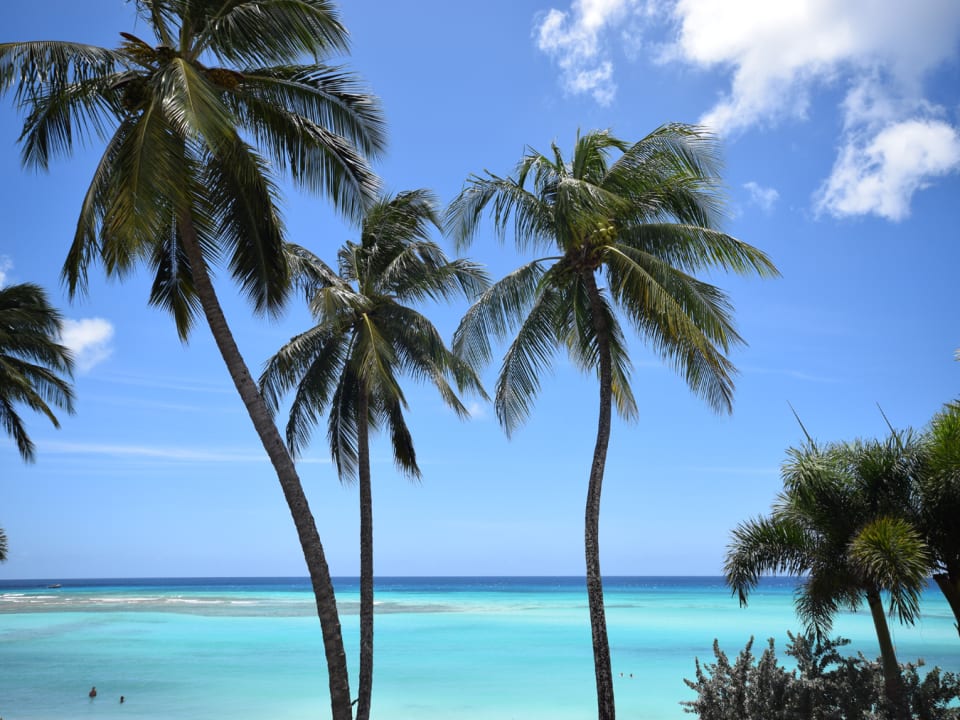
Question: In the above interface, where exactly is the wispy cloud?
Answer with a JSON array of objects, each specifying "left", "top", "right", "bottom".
[
  {"left": 41, "top": 441, "right": 331, "bottom": 464},
  {"left": 743, "top": 181, "right": 779, "bottom": 213},
  {"left": 467, "top": 401, "right": 489, "bottom": 420},
  {"left": 532, "top": 0, "right": 960, "bottom": 220},
  {"left": 0, "top": 256, "right": 11, "bottom": 287},
  {"left": 741, "top": 365, "right": 840, "bottom": 384},
  {"left": 60, "top": 317, "right": 114, "bottom": 373},
  {"left": 534, "top": 0, "right": 641, "bottom": 105}
]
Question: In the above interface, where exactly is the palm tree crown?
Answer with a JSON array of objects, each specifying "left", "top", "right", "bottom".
[
  {"left": 446, "top": 124, "right": 778, "bottom": 720},
  {"left": 0, "top": 282, "right": 75, "bottom": 463},
  {"left": 725, "top": 433, "right": 930, "bottom": 719},
  {"left": 0, "top": 0, "right": 386, "bottom": 335},
  {"left": 447, "top": 125, "right": 778, "bottom": 433},
  {"left": 727, "top": 434, "right": 930, "bottom": 636},
  {"left": 261, "top": 189, "right": 488, "bottom": 473}
]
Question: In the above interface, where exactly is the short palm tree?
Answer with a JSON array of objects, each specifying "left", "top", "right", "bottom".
[
  {"left": 725, "top": 435, "right": 931, "bottom": 720},
  {"left": 918, "top": 400, "right": 960, "bottom": 635},
  {"left": 446, "top": 125, "right": 778, "bottom": 720},
  {"left": 260, "top": 189, "right": 488, "bottom": 720},
  {"left": 0, "top": 283, "right": 75, "bottom": 463},
  {"left": 1, "top": 3, "right": 385, "bottom": 717}
]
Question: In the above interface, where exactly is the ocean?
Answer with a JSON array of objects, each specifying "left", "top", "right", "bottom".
[{"left": 0, "top": 577, "right": 957, "bottom": 719}]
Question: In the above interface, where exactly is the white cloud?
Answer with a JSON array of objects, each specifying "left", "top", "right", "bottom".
[
  {"left": 534, "top": 0, "right": 639, "bottom": 104},
  {"left": 743, "top": 181, "right": 779, "bottom": 213},
  {"left": 815, "top": 119, "right": 960, "bottom": 221},
  {"left": 533, "top": 0, "right": 960, "bottom": 220},
  {"left": 667, "top": 0, "right": 960, "bottom": 220},
  {"left": 668, "top": 0, "right": 960, "bottom": 132},
  {"left": 0, "top": 256, "right": 11, "bottom": 287},
  {"left": 60, "top": 317, "right": 115, "bottom": 373}
]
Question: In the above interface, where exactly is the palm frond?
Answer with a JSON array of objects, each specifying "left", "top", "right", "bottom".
[
  {"left": 158, "top": 57, "right": 236, "bottom": 146},
  {"left": 605, "top": 123, "right": 725, "bottom": 227},
  {"left": 194, "top": 0, "right": 350, "bottom": 66},
  {"left": 725, "top": 515, "right": 811, "bottom": 605},
  {"left": 0, "top": 283, "right": 76, "bottom": 463},
  {"left": 452, "top": 259, "right": 548, "bottom": 371},
  {"left": 558, "top": 273, "right": 637, "bottom": 420},
  {"left": 259, "top": 323, "right": 342, "bottom": 411},
  {"left": 283, "top": 242, "right": 342, "bottom": 302},
  {"left": 284, "top": 332, "right": 350, "bottom": 457},
  {"left": 99, "top": 101, "right": 191, "bottom": 278},
  {"left": 200, "top": 137, "right": 289, "bottom": 315},
  {"left": 494, "top": 281, "right": 565, "bottom": 436},
  {"left": 236, "top": 64, "right": 386, "bottom": 159},
  {"left": 445, "top": 173, "right": 555, "bottom": 253},
  {"left": 382, "top": 393, "right": 420, "bottom": 479},
  {"left": 16, "top": 71, "right": 121, "bottom": 169},
  {"left": 570, "top": 129, "right": 628, "bottom": 183},
  {"left": 620, "top": 223, "right": 779, "bottom": 278},
  {"left": 381, "top": 304, "right": 480, "bottom": 416},
  {"left": 604, "top": 244, "right": 739, "bottom": 414},
  {"left": 327, "top": 365, "right": 361, "bottom": 481},
  {"left": 147, "top": 219, "right": 202, "bottom": 338},
  {"left": 0, "top": 40, "right": 120, "bottom": 105}
]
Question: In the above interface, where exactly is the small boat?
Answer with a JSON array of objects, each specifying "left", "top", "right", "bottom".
[{"left": 47, "top": 584, "right": 61, "bottom": 589}]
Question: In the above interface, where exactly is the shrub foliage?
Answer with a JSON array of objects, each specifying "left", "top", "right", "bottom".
[{"left": 682, "top": 633, "right": 960, "bottom": 720}]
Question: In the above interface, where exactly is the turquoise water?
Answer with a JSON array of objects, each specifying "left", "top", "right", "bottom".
[{"left": 0, "top": 577, "right": 957, "bottom": 719}]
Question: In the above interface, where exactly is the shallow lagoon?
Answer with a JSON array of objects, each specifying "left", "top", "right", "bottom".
[{"left": 1, "top": 577, "right": 956, "bottom": 719}]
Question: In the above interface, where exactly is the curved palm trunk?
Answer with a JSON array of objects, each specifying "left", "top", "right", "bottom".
[
  {"left": 866, "top": 589, "right": 909, "bottom": 720},
  {"left": 356, "top": 389, "right": 374, "bottom": 720},
  {"left": 179, "top": 216, "right": 353, "bottom": 720},
  {"left": 584, "top": 272, "right": 616, "bottom": 720},
  {"left": 933, "top": 571, "right": 960, "bottom": 638}
]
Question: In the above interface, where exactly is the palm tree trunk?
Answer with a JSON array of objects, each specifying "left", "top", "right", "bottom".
[
  {"left": 866, "top": 589, "right": 909, "bottom": 720},
  {"left": 933, "top": 571, "right": 960, "bottom": 638},
  {"left": 583, "top": 271, "right": 616, "bottom": 720},
  {"left": 356, "top": 388, "right": 374, "bottom": 720},
  {"left": 179, "top": 215, "right": 354, "bottom": 720}
]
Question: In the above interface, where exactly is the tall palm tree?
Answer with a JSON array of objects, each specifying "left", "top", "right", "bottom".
[
  {"left": 725, "top": 435, "right": 931, "bottom": 720},
  {"left": 918, "top": 400, "right": 960, "bottom": 635},
  {"left": 0, "top": 283, "right": 75, "bottom": 463},
  {"left": 0, "top": 526, "right": 6, "bottom": 562},
  {"left": 446, "top": 125, "right": 778, "bottom": 720},
  {"left": 261, "top": 190, "right": 488, "bottom": 720},
  {"left": 0, "top": 3, "right": 386, "bottom": 717}
]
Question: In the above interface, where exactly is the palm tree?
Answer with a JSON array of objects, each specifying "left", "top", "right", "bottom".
[
  {"left": 0, "top": 283, "right": 75, "bottom": 463},
  {"left": 261, "top": 190, "right": 488, "bottom": 720},
  {"left": 0, "top": 3, "right": 386, "bottom": 717},
  {"left": 725, "top": 435, "right": 931, "bottom": 720},
  {"left": 917, "top": 400, "right": 960, "bottom": 635},
  {"left": 445, "top": 125, "right": 778, "bottom": 720},
  {"left": 0, "top": 526, "right": 6, "bottom": 562}
]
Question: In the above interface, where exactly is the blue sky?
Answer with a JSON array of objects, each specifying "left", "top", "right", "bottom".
[{"left": 1, "top": 0, "right": 958, "bottom": 579}]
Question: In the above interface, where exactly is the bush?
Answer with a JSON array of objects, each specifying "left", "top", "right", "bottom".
[{"left": 681, "top": 632, "right": 960, "bottom": 720}]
